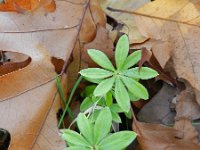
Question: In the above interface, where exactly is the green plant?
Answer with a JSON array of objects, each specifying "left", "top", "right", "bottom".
[
  {"left": 61, "top": 107, "right": 137, "bottom": 150},
  {"left": 80, "top": 34, "right": 158, "bottom": 113},
  {"left": 60, "top": 34, "right": 158, "bottom": 149},
  {"left": 80, "top": 85, "right": 123, "bottom": 124}
]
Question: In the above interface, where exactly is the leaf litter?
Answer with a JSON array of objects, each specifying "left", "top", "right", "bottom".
[
  {"left": 0, "top": 0, "right": 107, "bottom": 149},
  {"left": 101, "top": 0, "right": 200, "bottom": 149},
  {"left": 1, "top": 0, "right": 200, "bottom": 149}
]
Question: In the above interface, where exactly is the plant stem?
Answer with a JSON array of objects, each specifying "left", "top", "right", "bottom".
[
  {"left": 55, "top": 73, "right": 74, "bottom": 120},
  {"left": 58, "top": 76, "right": 83, "bottom": 128}
]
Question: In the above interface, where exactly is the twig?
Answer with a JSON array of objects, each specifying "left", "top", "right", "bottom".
[{"left": 107, "top": 7, "right": 200, "bottom": 28}]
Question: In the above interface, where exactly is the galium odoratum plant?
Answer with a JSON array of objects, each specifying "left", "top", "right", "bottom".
[
  {"left": 80, "top": 34, "right": 158, "bottom": 113},
  {"left": 80, "top": 85, "right": 124, "bottom": 124},
  {"left": 61, "top": 107, "right": 137, "bottom": 150}
]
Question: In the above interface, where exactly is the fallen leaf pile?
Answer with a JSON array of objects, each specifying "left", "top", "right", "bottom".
[
  {"left": 0, "top": 0, "right": 107, "bottom": 149},
  {"left": 2, "top": 0, "right": 200, "bottom": 149},
  {"left": 100, "top": 0, "right": 200, "bottom": 149}
]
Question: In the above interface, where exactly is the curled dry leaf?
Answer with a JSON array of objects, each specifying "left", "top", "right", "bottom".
[
  {"left": 137, "top": 48, "right": 176, "bottom": 86},
  {"left": 80, "top": 0, "right": 106, "bottom": 43},
  {"left": 0, "top": 0, "right": 105, "bottom": 149},
  {"left": 133, "top": 121, "right": 200, "bottom": 150},
  {"left": 191, "top": 0, "right": 200, "bottom": 9},
  {"left": 0, "top": 0, "right": 56, "bottom": 13},
  {"left": 174, "top": 118, "right": 199, "bottom": 143},
  {"left": 83, "top": 24, "right": 114, "bottom": 67},
  {"left": 137, "top": 83, "right": 177, "bottom": 125},
  {"left": 132, "top": 0, "right": 200, "bottom": 100},
  {"left": 99, "top": 0, "right": 149, "bottom": 44},
  {"left": 175, "top": 80, "right": 200, "bottom": 121}
]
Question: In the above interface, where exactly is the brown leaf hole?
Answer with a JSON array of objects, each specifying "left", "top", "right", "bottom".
[
  {"left": 0, "top": 50, "right": 31, "bottom": 76},
  {"left": 51, "top": 57, "right": 64, "bottom": 74}
]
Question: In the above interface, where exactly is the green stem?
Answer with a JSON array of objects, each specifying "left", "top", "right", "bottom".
[
  {"left": 58, "top": 76, "right": 83, "bottom": 128},
  {"left": 55, "top": 73, "right": 74, "bottom": 120}
]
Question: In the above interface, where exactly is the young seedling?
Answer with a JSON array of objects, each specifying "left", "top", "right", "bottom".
[
  {"left": 80, "top": 85, "right": 123, "bottom": 124},
  {"left": 61, "top": 107, "right": 137, "bottom": 150},
  {"left": 60, "top": 35, "right": 158, "bottom": 150},
  {"left": 80, "top": 34, "right": 158, "bottom": 113}
]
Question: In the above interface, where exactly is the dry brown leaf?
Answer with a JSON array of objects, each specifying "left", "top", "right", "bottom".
[
  {"left": 0, "top": 0, "right": 56, "bottom": 13},
  {"left": 174, "top": 118, "right": 199, "bottom": 143},
  {"left": 83, "top": 24, "right": 114, "bottom": 67},
  {"left": 0, "top": 51, "right": 31, "bottom": 76},
  {"left": 107, "top": 0, "right": 200, "bottom": 119},
  {"left": 132, "top": 0, "right": 200, "bottom": 96},
  {"left": 80, "top": 0, "right": 106, "bottom": 43},
  {"left": 190, "top": 0, "right": 200, "bottom": 9},
  {"left": 136, "top": 48, "right": 176, "bottom": 86},
  {"left": 175, "top": 80, "right": 200, "bottom": 120},
  {"left": 99, "top": 0, "right": 149, "bottom": 44},
  {"left": 133, "top": 121, "right": 200, "bottom": 150},
  {"left": 0, "top": 0, "right": 105, "bottom": 149}
]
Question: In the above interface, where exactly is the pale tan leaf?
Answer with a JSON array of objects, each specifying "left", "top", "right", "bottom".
[
  {"left": 83, "top": 25, "right": 114, "bottom": 67},
  {"left": 174, "top": 118, "right": 199, "bottom": 143},
  {"left": 0, "top": 0, "right": 105, "bottom": 149},
  {"left": 99, "top": 0, "right": 149, "bottom": 44},
  {"left": 133, "top": 121, "right": 200, "bottom": 150}
]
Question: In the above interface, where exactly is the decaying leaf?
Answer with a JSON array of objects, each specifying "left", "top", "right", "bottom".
[
  {"left": 137, "top": 83, "right": 177, "bottom": 125},
  {"left": 136, "top": 48, "right": 176, "bottom": 86},
  {"left": 0, "top": 0, "right": 105, "bottom": 149},
  {"left": 133, "top": 121, "right": 200, "bottom": 150},
  {"left": 174, "top": 118, "right": 199, "bottom": 143},
  {"left": 132, "top": 0, "right": 200, "bottom": 96},
  {"left": 190, "top": 0, "right": 200, "bottom": 9},
  {"left": 80, "top": 0, "right": 106, "bottom": 43},
  {"left": 104, "top": 0, "right": 200, "bottom": 149},
  {"left": 0, "top": 0, "right": 56, "bottom": 12},
  {"left": 83, "top": 25, "right": 114, "bottom": 67},
  {"left": 99, "top": 0, "right": 149, "bottom": 44},
  {"left": 0, "top": 51, "right": 31, "bottom": 76},
  {"left": 175, "top": 80, "right": 200, "bottom": 121}
]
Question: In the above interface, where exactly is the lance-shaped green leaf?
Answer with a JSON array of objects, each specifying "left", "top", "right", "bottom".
[
  {"left": 115, "top": 34, "right": 129, "bottom": 70},
  {"left": 77, "top": 113, "right": 94, "bottom": 144},
  {"left": 80, "top": 97, "right": 94, "bottom": 112},
  {"left": 83, "top": 77, "right": 103, "bottom": 84},
  {"left": 94, "top": 107, "right": 112, "bottom": 144},
  {"left": 98, "top": 131, "right": 137, "bottom": 150},
  {"left": 88, "top": 49, "right": 115, "bottom": 71},
  {"left": 94, "top": 76, "right": 115, "bottom": 97},
  {"left": 81, "top": 85, "right": 96, "bottom": 97},
  {"left": 80, "top": 68, "right": 113, "bottom": 79},
  {"left": 122, "top": 50, "right": 141, "bottom": 69},
  {"left": 111, "top": 111, "right": 122, "bottom": 123},
  {"left": 121, "top": 76, "right": 148, "bottom": 100},
  {"left": 89, "top": 109, "right": 100, "bottom": 123},
  {"left": 122, "top": 67, "right": 158, "bottom": 79},
  {"left": 64, "top": 146, "right": 91, "bottom": 150},
  {"left": 115, "top": 77, "right": 130, "bottom": 112},
  {"left": 105, "top": 92, "right": 113, "bottom": 106},
  {"left": 109, "top": 104, "right": 123, "bottom": 113},
  {"left": 128, "top": 91, "right": 140, "bottom": 101},
  {"left": 61, "top": 129, "right": 90, "bottom": 147}
]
